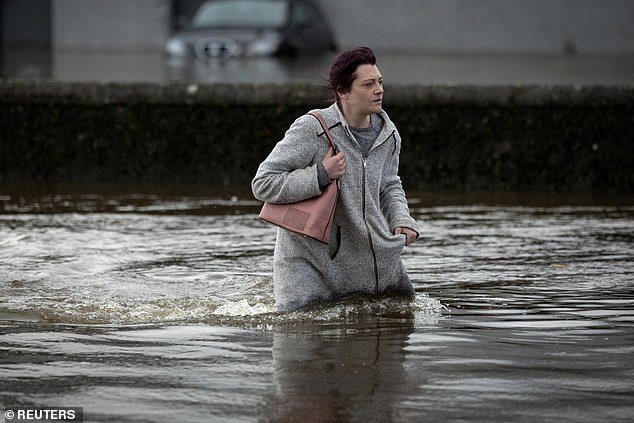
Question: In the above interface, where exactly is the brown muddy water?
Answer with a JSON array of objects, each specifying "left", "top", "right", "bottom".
[{"left": 1, "top": 183, "right": 633, "bottom": 422}]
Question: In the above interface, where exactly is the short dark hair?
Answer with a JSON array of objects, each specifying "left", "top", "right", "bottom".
[{"left": 326, "top": 47, "right": 376, "bottom": 100}]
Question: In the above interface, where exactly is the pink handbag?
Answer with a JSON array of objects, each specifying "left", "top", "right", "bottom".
[{"left": 258, "top": 111, "right": 339, "bottom": 244}]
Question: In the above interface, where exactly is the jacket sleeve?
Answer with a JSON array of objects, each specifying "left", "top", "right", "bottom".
[
  {"left": 380, "top": 130, "right": 420, "bottom": 236},
  {"left": 252, "top": 114, "right": 328, "bottom": 204}
]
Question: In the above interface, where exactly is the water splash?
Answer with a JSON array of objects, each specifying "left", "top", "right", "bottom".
[{"left": 0, "top": 284, "right": 442, "bottom": 327}]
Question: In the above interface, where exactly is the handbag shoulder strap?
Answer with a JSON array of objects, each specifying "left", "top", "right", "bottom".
[{"left": 308, "top": 111, "right": 337, "bottom": 154}]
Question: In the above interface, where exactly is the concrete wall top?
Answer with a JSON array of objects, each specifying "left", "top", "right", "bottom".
[{"left": 1, "top": 80, "right": 632, "bottom": 107}]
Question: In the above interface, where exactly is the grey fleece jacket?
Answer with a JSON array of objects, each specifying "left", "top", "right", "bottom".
[{"left": 252, "top": 102, "right": 420, "bottom": 312}]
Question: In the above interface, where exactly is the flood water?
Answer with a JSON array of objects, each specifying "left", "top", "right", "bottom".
[
  {"left": 1, "top": 184, "right": 633, "bottom": 422},
  {"left": 8, "top": 49, "right": 634, "bottom": 86}
]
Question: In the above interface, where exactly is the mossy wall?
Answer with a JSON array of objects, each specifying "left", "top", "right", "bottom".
[{"left": 1, "top": 81, "right": 632, "bottom": 192}]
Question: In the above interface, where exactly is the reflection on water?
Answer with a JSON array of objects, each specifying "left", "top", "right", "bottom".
[
  {"left": 1, "top": 183, "right": 633, "bottom": 422},
  {"left": 5, "top": 49, "right": 634, "bottom": 85},
  {"left": 165, "top": 53, "right": 335, "bottom": 84},
  {"left": 267, "top": 318, "right": 415, "bottom": 423}
]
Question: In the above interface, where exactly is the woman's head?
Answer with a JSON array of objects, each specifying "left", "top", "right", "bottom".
[{"left": 327, "top": 47, "right": 377, "bottom": 100}]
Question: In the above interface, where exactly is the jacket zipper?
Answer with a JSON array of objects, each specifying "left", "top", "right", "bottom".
[
  {"left": 362, "top": 157, "right": 380, "bottom": 294},
  {"left": 361, "top": 130, "right": 395, "bottom": 295},
  {"left": 349, "top": 124, "right": 394, "bottom": 295}
]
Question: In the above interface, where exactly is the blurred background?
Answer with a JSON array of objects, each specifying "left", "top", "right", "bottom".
[{"left": 1, "top": 0, "right": 633, "bottom": 85}]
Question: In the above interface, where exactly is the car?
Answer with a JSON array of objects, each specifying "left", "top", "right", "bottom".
[{"left": 165, "top": 0, "right": 337, "bottom": 61}]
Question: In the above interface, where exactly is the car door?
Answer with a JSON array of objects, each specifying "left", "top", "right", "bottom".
[{"left": 287, "top": 0, "right": 336, "bottom": 53}]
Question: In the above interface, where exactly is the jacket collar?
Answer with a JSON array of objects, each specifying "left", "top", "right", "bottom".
[{"left": 330, "top": 102, "right": 396, "bottom": 147}]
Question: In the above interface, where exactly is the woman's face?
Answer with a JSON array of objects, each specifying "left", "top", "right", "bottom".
[{"left": 341, "top": 63, "right": 384, "bottom": 117}]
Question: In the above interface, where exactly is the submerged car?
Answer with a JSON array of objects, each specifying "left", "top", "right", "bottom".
[{"left": 165, "top": 0, "right": 337, "bottom": 60}]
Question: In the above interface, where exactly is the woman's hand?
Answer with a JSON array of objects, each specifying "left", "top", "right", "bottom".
[
  {"left": 394, "top": 227, "right": 417, "bottom": 246},
  {"left": 322, "top": 152, "right": 346, "bottom": 180}
]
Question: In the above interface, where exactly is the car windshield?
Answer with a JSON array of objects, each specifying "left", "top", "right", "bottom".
[{"left": 191, "top": 0, "right": 288, "bottom": 29}]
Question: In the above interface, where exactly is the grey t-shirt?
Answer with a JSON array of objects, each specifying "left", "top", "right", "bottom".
[{"left": 349, "top": 113, "right": 384, "bottom": 156}]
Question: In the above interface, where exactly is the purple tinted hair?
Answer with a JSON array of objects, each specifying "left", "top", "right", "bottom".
[{"left": 326, "top": 47, "right": 376, "bottom": 100}]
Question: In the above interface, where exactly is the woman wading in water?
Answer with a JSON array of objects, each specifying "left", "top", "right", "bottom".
[{"left": 252, "top": 47, "right": 420, "bottom": 312}]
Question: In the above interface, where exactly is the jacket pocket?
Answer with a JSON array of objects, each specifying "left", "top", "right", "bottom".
[
  {"left": 379, "top": 229, "right": 407, "bottom": 253},
  {"left": 329, "top": 225, "right": 342, "bottom": 260}
]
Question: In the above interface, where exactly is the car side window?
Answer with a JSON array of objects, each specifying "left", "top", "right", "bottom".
[{"left": 291, "top": 2, "right": 318, "bottom": 27}]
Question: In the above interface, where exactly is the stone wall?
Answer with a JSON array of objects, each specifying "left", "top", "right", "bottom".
[{"left": 1, "top": 81, "right": 632, "bottom": 192}]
